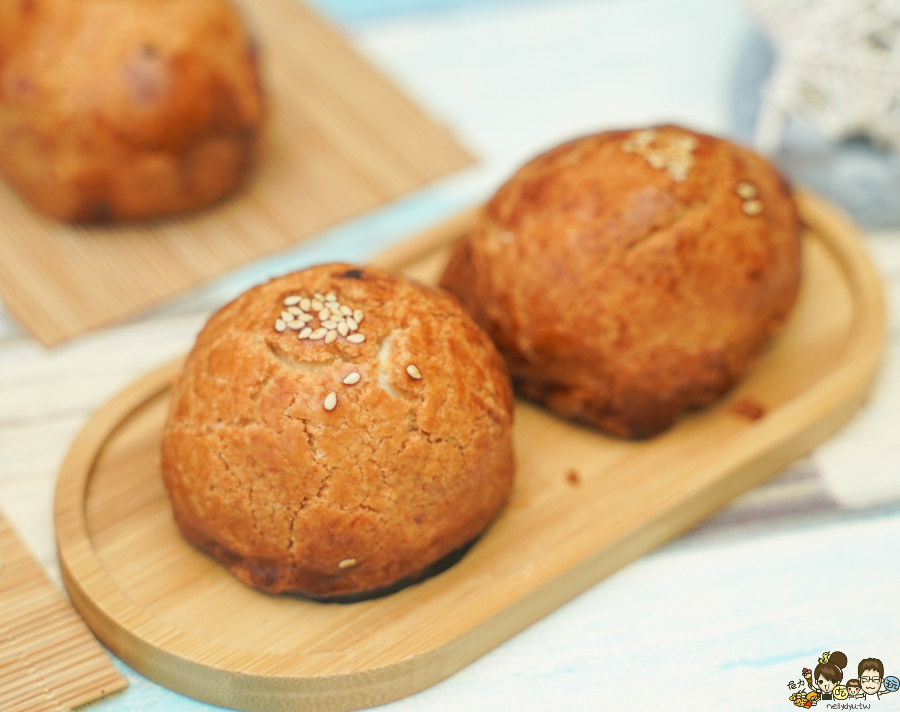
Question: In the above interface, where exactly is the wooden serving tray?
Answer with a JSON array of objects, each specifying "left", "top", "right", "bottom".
[
  {"left": 0, "top": 0, "right": 472, "bottom": 346},
  {"left": 55, "top": 192, "right": 883, "bottom": 712}
]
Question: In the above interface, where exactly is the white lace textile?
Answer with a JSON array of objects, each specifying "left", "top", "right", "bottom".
[{"left": 746, "top": 0, "right": 900, "bottom": 152}]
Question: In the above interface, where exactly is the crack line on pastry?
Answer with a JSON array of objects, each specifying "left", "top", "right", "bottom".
[
  {"left": 266, "top": 340, "right": 338, "bottom": 371},
  {"left": 376, "top": 332, "right": 401, "bottom": 398}
]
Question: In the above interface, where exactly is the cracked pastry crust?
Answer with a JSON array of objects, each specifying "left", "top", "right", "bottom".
[
  {"left": 0, "top": 0, "right": 264, "bottom": 222},
  {"left": 161, "top": 264, "right": 514, "bottom": 600},
  {"left": 439, "top": 126, "right": 801, "bottom": 439}
]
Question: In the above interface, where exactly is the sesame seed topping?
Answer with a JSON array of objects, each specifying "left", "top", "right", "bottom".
[
  {"left": 646, "top": 151, "right": 665, "bottom": 169},
  {"left": 736, "top": 181, "right": 758, "bottom": 199},
  {"left": 621, "top": 129, "right": 697, "bottom": 182},
  {"left": 338, "top": 558, "right": 356, "bottom": 569},
  {"left": 631, "top": 129, "right": 656, "bottom": 148},
  {"left": 272, "top": 292, "right": 368, "bottom": 344},
  {"left": 672, "top": 134, "right": 698, "bottom": 150},
  {"left": 324, "top": 392, "right": 337, "bottom": 411},
  {"left": 343, "top": 372, "right": 361, "bottom": 385},
  {"left": 406, "top": 364, "right": 422, "bottom": 380},
  {"left": 742, "top": 199, "right": 763, "bottom": 216}
]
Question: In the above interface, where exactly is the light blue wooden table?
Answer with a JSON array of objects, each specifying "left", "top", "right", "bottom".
[{"left": 3, "top": 1, "right": 900, "bottom": 710}]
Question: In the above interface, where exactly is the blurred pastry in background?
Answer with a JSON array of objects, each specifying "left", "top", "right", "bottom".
[
  {"left": 440, "top": 126, "right": 802, "bottom": 439},
  {"left": 0, "top": 0, "right": 265, "bottom": 222}
]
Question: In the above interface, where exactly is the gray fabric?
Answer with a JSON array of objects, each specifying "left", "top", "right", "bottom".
[{"left": 729, "top": 27, "right": 900, "bottom": 229}]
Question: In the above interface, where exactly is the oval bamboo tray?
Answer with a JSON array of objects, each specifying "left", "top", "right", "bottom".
[{"left": 55, "top": 192, "right": 884, "bottom": 712}]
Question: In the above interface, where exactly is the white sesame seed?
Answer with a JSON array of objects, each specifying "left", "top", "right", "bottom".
[
  {"left": 347, "top": 333, "right": 365, "bottom": 344},
  {"left": 326, "top": 301, "right": 340, "bottom": 311},
  {"left": 314, "top": 293, "right": 325, "bottom": 301},
  {"left": 324, "top": 392, "right": 337, "bottom": 411},
  {"left": 287, "top": 306, "right": 302, "bottom": 316},
  {"left": 300, "top": 313, "right": 315, "bottom": 323},
  {"left": 353, "top": 309, "right": 364, "bottom": 323},
  {"left": 646, "top": 152, "right": 665, "bottom": 169},
  {"left": 322, "top": 320, "right": 338, "bottom": 329},
  {"left": 338, "top": 322, "right": 349, "bottom": 337},
  {"left": 326, "top": 292, "right": 337, "bottom": 302},
  {"left": 338, "top": 558, "right": 356, "bottom": 569},
  {"left": 406, "top": 364, "right": 422, "bottom": 380},
  {"left": 318, "top": 308, "right": 330, "bottom": 320},
  {"left": 346, "top": 317, "right": 358, "bottom": 331},
  {"left": 298, "top": 327, "right": 312, "bottom": 339},
  {"left": 300, "top": 298, "right": 311, "bottom": 312},
  {"left": 284, "top": 295, "right": 302, "bottom": 306},
  {"left": 325, "top": 329, "right": 338, "bottom": 344},
  {"left": 736, "top": 181, "right": 758, "bottom": 199},
  {"left": 340, "top": 305, "right": 353, "bottom": 316},
  {"left": 311, "top": 299, "right": 323, "bottom": 311},
  {"left": 287, "top": 320, "right": 303, "bottom": 329},
  {"left": 309, "top": 328, "right": 327, "bottom": 340},
  {"left": 742, "top": 199, "right": 763, "bottom": 216},
  {"left": 343, "top": 372, "right": 360, "bottom": 385},
  {"left": 274, "top": 319, "right": 286, "bottom": 332},
  {"left": 280, "top": 310, "right": 293, "bottom": 322},
  {"left": 331, "top": 313, "right": 346, "bottom": 323}
]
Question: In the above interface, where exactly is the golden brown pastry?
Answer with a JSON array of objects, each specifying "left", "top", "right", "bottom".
[
  {"left": 161, "top": 264, "right": 515, "bottom": 600},
  {"left": 0, "top": 0, "right": 265, "bottom": 222},
  {"left": 440, "top": 126, "right": 802, "bottom": 439}
]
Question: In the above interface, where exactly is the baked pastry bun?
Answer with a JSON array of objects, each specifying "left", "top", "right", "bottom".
[
  {"left": 161, "top": 264, "right": 514, "bottom": 600},
  {"left": 0, "top": 0, "right": 265, "bottom": 222},
  {"left": 440, "top": 126, "right": 802, "bottom": 439}
]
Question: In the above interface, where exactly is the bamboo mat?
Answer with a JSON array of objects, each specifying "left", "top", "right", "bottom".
[
  {"left": 0, "top": 1, "right": 473, "bottom": 346},
  {"left": 0, "top": 509, "right": 127, "bottom": 712}
]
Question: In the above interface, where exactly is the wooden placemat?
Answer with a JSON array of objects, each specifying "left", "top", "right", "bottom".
[
  {"left": 0, "top": 509, "right": 127, "bottom": 712},
  {"left": 0, "top": 1, "right": 473, "bottom": 346}
]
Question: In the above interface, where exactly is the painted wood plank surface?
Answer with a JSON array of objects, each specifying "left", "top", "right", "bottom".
[{"left": 3, "top": 1, "right": 900, "bottom": 710}]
